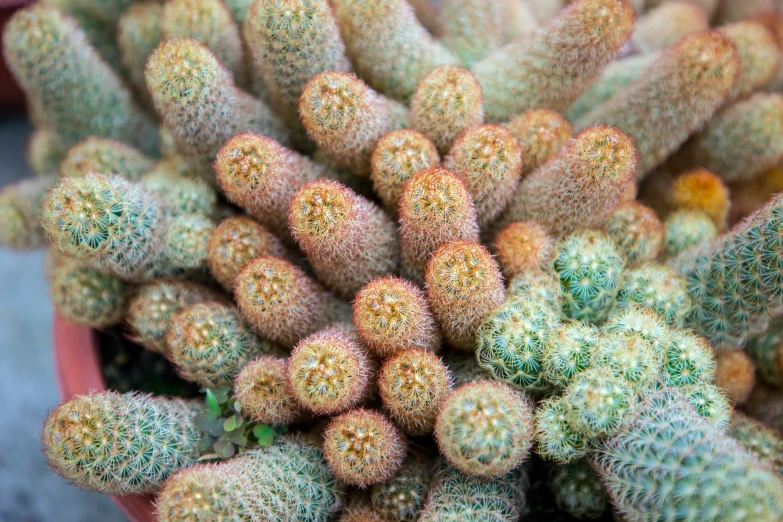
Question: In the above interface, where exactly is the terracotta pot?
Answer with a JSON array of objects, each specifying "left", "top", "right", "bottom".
[
  {"left": 53, "top": 314, "right": 156, "bottom": 522},
  {"left": 0, "top": 1, "right": 31, "bottom": 109}
]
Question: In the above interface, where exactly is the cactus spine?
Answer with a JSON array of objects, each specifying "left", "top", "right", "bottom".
[{"left": 234, "top": 356, "right": 302, "bottom": 425}]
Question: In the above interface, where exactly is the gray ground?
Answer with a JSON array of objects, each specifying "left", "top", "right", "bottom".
[{"left": 0, "top": 114, "right": 127, "bottom": 521}]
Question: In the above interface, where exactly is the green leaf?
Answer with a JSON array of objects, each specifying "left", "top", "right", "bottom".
[
  {"left": 253, "top": 425, "right": 275, "bottom": 447},
  {"left": 224, "top": 415, "right": 238, "bottom": 432},
  {"left": 205, "top": 389, "right": 221, "bottom": 415},
  {"left": 230, "top": 432, "right": 248, "bottom": 446},
  {"left": 213, "top": 386, "right": 231, "bottom": 404},
  {"left": 214, "top": 440, "right": 235, "bottom": 459}
]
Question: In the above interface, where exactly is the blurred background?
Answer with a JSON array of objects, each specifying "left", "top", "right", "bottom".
[{"left": 0, "top": 115, "right": 127, "bottom": 520}]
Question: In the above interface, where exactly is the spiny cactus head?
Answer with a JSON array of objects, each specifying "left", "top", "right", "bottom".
[
  {"left": 338, "top": 500, "right": 387, "bottom": 522},
  {"left": 715, "top": 350, "right": 755, "bottom": 405},
  {"left": 729, "top": 412, "right": 783, "bottom": 475},
  {"left": 476, "top": 296, "right": 560, "bottom": 392},
  {"left": 672, "top": 29, "right": 740, "bottom": 94},
  {"left": 165, "top": 301, "right": 280, "bottom": 387},
  {"left": 287, "top": 326, "right": 371, "bottom": 415},
  {"left": 378, "top": 348, "right": 452, "bottom": 435},
  {"left": 399, "top": 166, "right": 478, "bottom": 232},
  {"left": 234, "top": 356, "right": 302, "bottom": 425},
  {"left": 494, "top": 220, "right": 555, "bottom": 279},
  {"left": 543, "top": 322, "right": 600, "bottom": 389},
  {"left": 553, "top": 229, "right": 626, "bottom": 324},
  {"left": 534, "top": 397, "right": 590, "bottom": 463},
  {"left": 505, "top": 109, "right": 573, "bottom": 173},
  {"left": 604, "top": 306, "right": 672, "bottom": 359},
  {"left": 145, "top": 37, "right": 227, "bottom": 108},
  {"left": 663, "top": 209, "right": 717, "bottom": 257},
  {"left": 660, "top": 329, "right": 715, "bottom": 389},
  {"left": 549, "top": 459, "right": 609, "bottom": 520},
  {"left": 671, "top": 168, "right": 730, "bottom": 229},
  {"left": 164, "top": 214, "right": 214, "bottom": 271},
  {"left": 323, "top": 408, "right": 406, "bottom": 487},
  {"left": 353, "top": 276, "right": 441, "bottom": 357},
  {"left": 206, "top": 216, "right": 286, "bottom": 292},
  {"left": 289, "top": 179, "right": 355, "bottom": 244},
  {"left": 299, "top": 71, "right": 369, "bottom": 136},
  {"left": 603, "top": 201, "right": 664, "bottom": 266},
  {"left": 370, "top": 457, "right": 429, "bottom": 522},
  {"left": 49, "top": 256, "right": 128, "bottom": 329},
  {"left": 563, "top": 367, "right": 635, "bottom": 436},
  {"left": 0, "top": 199, "right": 27, "bottom": 249},
  {"left": 42, "top": 391, "right": 199, "bottom": 495},
  {"left": 409, "top": 64, "right": 484, "bottom": 155},
  {"left": 681, "top": 382, "right": 731, "bottom": 428},
  {"left": 370, "top": 129, "right": 440, "bottom": 213},
  {"left": 507, "top": 269, "right": 563, "bottom": 313},
  {"left": 27, "top": 128, "right": 67, "bottom": 175},
  {"left": 215, "top": 133, "right": 280, "bottom": 196},
  {"left": 572, "top": 125, "right": 637, "bottom": 183},
  {"left": 60, "top": 137, "right": 153, "bottom": 181},
  {"left": 616, "top": 263, "right": 692, "bottom": 327},
  {"left": 591, "top": 330, "right": 661, "bottom": 393},
  {"left": 434, "top": 380, "right": 534, "bottom": 477},
  {"left": 721, "top": 20, "right": 782, "bottom": 100},
  {"left": 139, "top": 166, "right": 218, "bottom": 218}
]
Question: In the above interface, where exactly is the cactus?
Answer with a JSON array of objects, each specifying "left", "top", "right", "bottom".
[
  {"left": 476, "top": 296, "right": 560, "bottom": 392},
  {"left": 672, "top": 193, "right": 783, "bottom": 350},
  {"left": 616, "top": 264, "right": 692, "bottom": 327},
  {"left": 471, "top": 0, "right": 634, "bottom": 123},
  {"left": 49, "top": 256, "right": 127, "bottom": 329},
  {"left": 378, "top": 348, "right": 452, "bottom": 435},
  {"left": 745, "top": 322, "right": 783, "bottom": 387},
  {"left": 691, "top": 93, "right": 783, "bottom": 184},
  {"left": 419, "top": 460, "right": 528, "bottom": 522},
  {"left": 370, "top": 129, "right": 440, "bottom": 213},
  {"left": 157, "top": 435, "right": 344, "bottom": 522},
  {"left": 507, "top": 270, "right": 563, "bottom": 314},
  {"left": 630, "top": 1, "right": 708, "bottom": 54},
  {"left": 235, "top": 256, "right": 347, "bottom": 347},
  {"left": 681, "top": 382, "right": 732, "bottom": 428},
  {"left": 604, "top": 306, "right": 671, "bottom": 359},
  {"left": 40, "top": 173, "right": 167, "bottom": 280},
  {"left": 3, "top": 5, "right": 157, "bottom": 153},
  {"left": 715, "top": 350, "right": 756, "bottom": 406},
  {"left": 425, "top": 240, "right": 505, "bottom": 350},
  {"left": 215, "top": 134, "right": 326, "bottom": 239},
  {"left": 604, "top": 201, "right": 664, "bottom": 267},
  {"left": 331, "top": 0, "right": 457, "bottom": 102},
  {"left": 553, "top": 230, "right": 627, "bottom": 324},
  {"left": 116, "top": 1, "right": 161, "bottom": 101},
  {"left": 339, "top": 500, "right": 387, "bottom": 522},
  {"left": 505, "top": 109, "right": 573, "bottom": 176},
  {"left": 139, "top": 162, "right": 218, "bottom": 218},
  {"left": 289, "top": 179, "right": 400, "bottom": 299},
  {"left": 663, "top": 209, "right": 717, "bottom": 257},
  {"left": 42, "top": 391, "right": 200, "bottom": 495},
  {"left": 353, "top": 276, "right": 441, "bottom": 358},
  {"left": 563, "top": 367, "right": 636, "bottom": 437},
  {"left": 549, "top": 459, "right": 609, "bottom": 520},
  {"left": 497, "top": 126, "right": 636, "bottom": 237},
  {"left": 323, "top": 408, "right": 406, "bottom": 486},
  {"left": 26, "top": 128, "right": 68, "bottom": 175},
  {"left": 543, "top": 322, "right": 600, "bottom": 388},
  {"left": 161, "top": 0, "right": 248, "bottom": 87},
  {"left": 165, "top": 302, "right": 280, "bottom": 387},
  {"left": 234, "top": 356, "right": 302, "bottom": 425},
  {"left": 126, "top": 280, "right": 221, "bottom": 352},
  {"left": 729, "top": 412, "right": 783, "bottom": 475},
  {"left": 595, "top": 388, "right": 783, "bottom": 521},
  {"left": 437, "top": 0, "right": 505, "bottom": 67},
  {"left": 0, "top": 174, "right": 57, "bottom": 250},
  {"left": 565, "top": 54, "right": 657, "bottom": 122},
  {"left": 60, "top": 137, "right": 153, "bottom": 182},
  {"left": 245, "top": 0, "right": 351, "bottom": 134},
  {"left": 370, "top": 457, "right": 430, "bottom": 522},
  {"left": 299, "top": 72, "right": 408, "bottom": 176},
  {"left": 206, "top": 216, "right": 286, "bottom": 292},
  {"left": 399, "top": 167, "right": 480, "bottom": 285},
  {"left": 435, "top": 380, "right": 534, "bottom": 477},
  {"left": 494, "top": 221, "right": 555, "bottom": 280},
  {"left": 576, "top": 31, "right": 740, "bottom": 179},
  {"left": 410, "top": 65, "right": 484, "bottom": 155},
  {"left": 534, "top": 396, "right": 590, "bottom": 462},
  {"left": 670, "top": 168, "right": 730, "bottom": 229},
  {"left": 145, "top": 38, "right": 288, "bottom": 176},
  {"left": 720, "top": 21, "right": 782, "bottom": 102},
  {"left": 163, "top": 214, "right": 214, "bottom": 271},
  {"left": 287, "top": 326, "right": 371, "bottom": 415},
  {"left": 443, "top": 124, "right": 523, "bottom": 227},
  {"left": 591, "top": 330, "right": 661, "bottom": 392}
]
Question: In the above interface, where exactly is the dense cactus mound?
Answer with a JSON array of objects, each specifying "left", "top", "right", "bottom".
[{"left": 42, "top": 392, "right": 200, "bottom": 495}]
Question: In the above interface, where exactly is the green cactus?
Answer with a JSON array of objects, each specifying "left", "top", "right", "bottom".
[
  {"left": 164, "top": 214, "right": 214, "bottom": 271},
  {"left": 26, "top": 128, "right": 68, "bottom": 175},
  {"left": 604, "top": 306, "right": 671, "bottom": 360},
  {"left": 49, "top": 255, "right": 128, "bottom": 329},
  {"left": 562, "top": 367, "right": 636, "bottom": 437},
  {"left": 604, "top": 201, "right": 664, "bottom": 267},
  {"left": 534, "top": 396, "right": 590, "bottom": 463},
  {"left": 370, "top": 458, "right": 431, "bottom": 522},
  {"left": 42, "top": 391, "right": 200, "bottom": 495},
  {"left": 616, "top": 264, "right": 692, "bottom": 328},
  {"left": 476, "top": 296, "right": 560, "bottom": 392},
  {"left": 729, "top": 412, "right": 783, "bottom": 476},
  {"left": 720, "top": 20, "right": 782, "bottom": 102},
  {"left": 549, "top": 459, "right": 609, "bottom": 520},
  {"left": 139, "top": 160, "right": 218, "bottom": 218},
  {"left": 596, "top": 388, "right": 783, "bottom": 521},
  {"left": 659, "top": 329, "right": 716, "bottom": 389},
  {"left": 681, "top": 382, "right": 732, "bottom": 428},
  {"left": 438, "top": 0, "right": 505, "bottom": 67},
  {"left": 745, "top": 320, "right": 783, "bottom": 387},
  {"left": 157, "top": 435, "right": 344, "bottom": 522},
  {"left": 0, "top": 174, "right": 57, "bottom": 250},
  {"left": 543, "top": 322, "right": 600, "bottom": 388},
  {"left": 663, "top": 209, "right": 717, "bottom": 258},
  {"left": 116, "top": 1, "right": 162, "bottom": 102},
  {"left": 40, "top": 173, "right": 167, "bottom": 280},
  {"left": 472, "top": 0, "right": 634, "bottom": 122},
  {"left": 591, "top": 330, "right": 661, "bottom": 393},
  {"left": 60, "top": 137, "right": 154, "bottom": 181},
  {"left": 553, "top": 230, "right": 627, "bottom": 324},
  {"left": 630, "top": 1, "right": 708, "bottom": 54},
  {"left": 3, "top": 5, "right": 157, "bottom": 153},
  {"left": 507, "top": 270, "right": 563, "bottom": 314}
]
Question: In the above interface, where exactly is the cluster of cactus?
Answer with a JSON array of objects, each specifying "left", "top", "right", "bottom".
[{"left": 5, "top": 0, "right": 783, "bottom": 520}]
